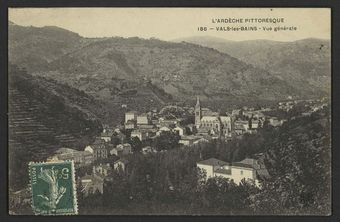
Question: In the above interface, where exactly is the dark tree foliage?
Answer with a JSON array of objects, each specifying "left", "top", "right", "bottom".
[
  {"left": 252, "top": 108, "right": 331, "bottom": 215},
  {"left": 110, "top": 136, "right": 121, "bottom": 146},
  {"left": 152, "top": 131, "right": 180, "bottom": 151},
  {"left": 128, "top": 136, "right": 142, "bottom": 152}
]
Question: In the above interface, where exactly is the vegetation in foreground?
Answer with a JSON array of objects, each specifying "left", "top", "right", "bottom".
[{"left": 78, "top": 107, "right": 330, "bottom": 215}]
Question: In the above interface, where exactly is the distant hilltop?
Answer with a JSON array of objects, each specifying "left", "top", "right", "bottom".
[{"left": 9, "top": 23, "right": 330, "bottom": 104}]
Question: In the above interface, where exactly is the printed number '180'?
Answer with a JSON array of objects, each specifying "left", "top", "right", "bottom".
[{"left": 198, "top": 27, "right": 207, "bottom": 31}]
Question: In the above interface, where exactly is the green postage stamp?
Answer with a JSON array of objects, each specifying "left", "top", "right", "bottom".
[{"left": 28, "top": 161, "right": 78, "bottom": 215}]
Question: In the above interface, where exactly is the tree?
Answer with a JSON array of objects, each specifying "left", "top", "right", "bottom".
[
  {"left": 252, "top": 109, "right": 331, "bottom": 215},
  {"left": 110, "top": 136, "right": 121, "bottom": 146},
  {"left": 103, "top": 171, "right": 130, "bottom": 208},
  {"left": 129, "top": 137, "right": 142, "bottom": 152},
  {"left": 152, "top": 131, "right": 180, "bottom": 151}
]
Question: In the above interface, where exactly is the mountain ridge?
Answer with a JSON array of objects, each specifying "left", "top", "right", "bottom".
[
  {"left": 9, "top": 23, "right": 330, "bottom": 104},
  {"left": 174, "top": 35, "right": 331, "bottom": 95}
]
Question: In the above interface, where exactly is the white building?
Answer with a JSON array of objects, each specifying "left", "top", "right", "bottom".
[
  {"left": 251, "top": 119, "right": 260, "bottom": 129},
  {"left": 197, "top": 158, "right": 229, "bottom": 178},
  {"left": 173, "top": 126, "right": 185, "bottom": 136},
  {"left": 84, "top": 145, "right": 94, "bottom": 153},
  {"left": 156, "top": 126, "right": 171, "bottom": 136},
  {"left": 137, "top": 114, "right": 149, "bottom": 125},
  {"left": 50, "top": 148, "right": 93, "bottom": 167},
  {"left": 234, "top": 120, "right": 250, "bottom": 135},
  {"left": 125, "top": 111, "right": 137, "bottom": 123},
  {"left": 197, "top": 158, "right": 260, "bottom": 186},
  {"left": 131, "top": 129, "right": 147, "bottom": 141}
]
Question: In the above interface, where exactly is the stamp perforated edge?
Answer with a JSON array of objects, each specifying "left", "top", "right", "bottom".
[{"left": 28, "top": 160, "right": 78, "bottom": 216}]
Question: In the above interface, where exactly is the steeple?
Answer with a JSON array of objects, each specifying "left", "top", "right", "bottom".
[
  {"left": 195, "top": 96, "right": 201, "bottom": 128},
  {"left": 195, "top": 96, "right": 200, "bottom": 108}
]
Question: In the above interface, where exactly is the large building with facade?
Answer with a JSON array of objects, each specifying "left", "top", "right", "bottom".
[
  {"left": 194, "top": 96, "right": 231, "bottom": 137},
  {"left": 197, "top": 158, "right": 263, "bottom": 186}
]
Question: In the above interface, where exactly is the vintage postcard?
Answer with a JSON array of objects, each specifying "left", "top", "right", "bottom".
[{"left": 8, "top": 8, "right": 331, "bottom": 215}]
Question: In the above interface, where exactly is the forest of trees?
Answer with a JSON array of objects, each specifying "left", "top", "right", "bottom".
[{"left": 78, "top": 106, "right": 331, "bottom": 215}]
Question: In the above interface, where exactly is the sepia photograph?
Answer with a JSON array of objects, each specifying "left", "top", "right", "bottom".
[{"left": 7, "top": 7, "right": 331, "bottom": 215}]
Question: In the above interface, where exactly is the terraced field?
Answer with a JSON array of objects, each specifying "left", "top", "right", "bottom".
[
  {"left": 8, "top": 65, "right": 102, "bottom": 190},
  {"left": 9, "top": 88, "right": 78, "bottom": 188}
]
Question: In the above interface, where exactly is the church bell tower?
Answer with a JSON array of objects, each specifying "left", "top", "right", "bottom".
[{"left": 195, "top": 96, "right": 201, "bottom": 128}]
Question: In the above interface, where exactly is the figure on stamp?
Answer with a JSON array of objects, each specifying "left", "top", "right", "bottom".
[{"left": 37, "top": 167, "right": 66, "bottom": 210}]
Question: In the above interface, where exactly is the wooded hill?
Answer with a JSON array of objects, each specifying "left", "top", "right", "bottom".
[
  {"left": 175, "top": 36, "right": 331, "bottom": 96},
  {"left": 9, "top": 22, "right": 327, "bottom": 104}
]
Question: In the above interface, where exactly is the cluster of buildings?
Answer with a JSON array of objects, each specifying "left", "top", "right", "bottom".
[
  {"left": 301, "top": 99, "right": 329, "bottom": 117},
  {"left": 26, "top": 96, "right": 303, "bottom": 200},
  {"left": 46, "top": 128, "right": 133, "bottom": 196},
  {"left": 278, "top": 101, "right": 296, "bottom": 112},
  {"left": 278, "top": 98, "right": 329, "bottom": 115},
  {"left": 79, "top": 158, "right": 130, "bottom": 196},
  {"left": 122, "top": 96, "right": 294, "bottom": 147},
  {"left": 123, "top": 105, "right": 211, "bottom": 149}
]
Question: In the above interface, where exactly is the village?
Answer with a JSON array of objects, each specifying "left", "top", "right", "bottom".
[{"left": 9, "top": 96, "right": 329, "bottom": 208}]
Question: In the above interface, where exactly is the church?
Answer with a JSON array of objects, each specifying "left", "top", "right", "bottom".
[{"left": 194, "top": 96, "right": 231, "bottom": 137}]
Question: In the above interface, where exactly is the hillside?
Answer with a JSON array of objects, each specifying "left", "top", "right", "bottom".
[
  {"left": 8, "top": 22, "right": 88, "bottom": 72},
  {"left": 8, "top": 23, "right": 320, "bottom": 104},
  {"left": 8, "top": 64, "right": 102, "bottom": 190},
  {"left": 256, "top": 107, "right": 331, "bottom": 215},
  {"left": 175, "top": 36, "right": 331, "bottom": 95},
  {"left": 45, "top": 37, "right": 302, "bottom": 100}
]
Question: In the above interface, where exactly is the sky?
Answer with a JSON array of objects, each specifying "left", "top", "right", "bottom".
[{"left": 9, "top": 8, "right": 331, "bottom": 42}]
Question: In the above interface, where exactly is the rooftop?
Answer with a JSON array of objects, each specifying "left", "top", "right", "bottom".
[
  {"left": 180, "top": 135, "right": 201, "bottom": 140},
  {"left": 197, "top": 158, "right": 229, "bottom": 166},
  {"left": 81, "top": 173, "right": 104, "bottom": 182},
  {"left": 235, "top": 120, "right": 249, "bottom": 124},
  {"left": 116, "top": 143, "right": 132, "bottom": 150},
  {"left": 232, "top": 158, "right": 257, "bottom": 169},
  {"left": 55, "top": 147, "right": 80, "bottom": 154},
  {"left": 126, "top": 111, "right": 138, "bottom": 114}
]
